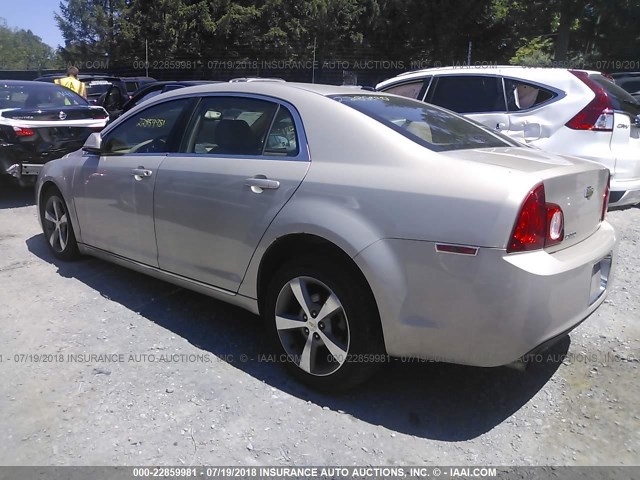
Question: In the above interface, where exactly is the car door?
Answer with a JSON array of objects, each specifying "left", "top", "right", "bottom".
[
  {"left": 154, "top": 95, "right": 310, "bottom": 292},
  {"left": 73, "top": 97, "right": 194, "bottom": 266},
  {"left": 425, "top": 75, "right": 510, "bottom": 132}
]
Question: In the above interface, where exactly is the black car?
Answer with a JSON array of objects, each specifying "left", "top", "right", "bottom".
[
  {"left": 121, "top": 76, "right": 156, "bottom": 95},
  {"left": 100, "top": 80, "right": 219, "bottom": 122},
  {"left": 611, "top": 72, "right": 640, "bottom": 101},
  {"left": 0, "top": 80, "right": 108, "bottom": 186},
  {"left": 34, "top": 73, "right": 129, "bottom": 106}
]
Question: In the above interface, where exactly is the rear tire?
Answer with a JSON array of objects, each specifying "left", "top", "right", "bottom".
[
  {"left": 40, "top": 187, "right": 80, "bottom": 261},
  {"left": 264, "top": 255, "right": 385, "bottom": 391}
]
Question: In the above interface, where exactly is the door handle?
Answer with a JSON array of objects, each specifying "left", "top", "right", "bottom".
[
  {"left": 131, "top": 167, "right": 152, "bottom": 180},
  {"left": 245, "top": 177, "right": 280, "bottom": 192}
]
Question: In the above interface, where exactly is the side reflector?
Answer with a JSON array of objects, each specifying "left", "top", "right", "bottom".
[{"left": 435, "top": 244, "right": 479, "bottom": 256}]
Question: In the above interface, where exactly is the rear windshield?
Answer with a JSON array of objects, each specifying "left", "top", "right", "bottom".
[
  {"left": 590, "top": 74, "right": 640, "bottom": 118},
  {"left": 330, "top": 94, "right": 516, "bottom": 152},
  {"left": 0, "top": 83, "right": 87, "bottom": 109},
  {"left": 84, "top": 80, "right": 113, "bottom": 97}
]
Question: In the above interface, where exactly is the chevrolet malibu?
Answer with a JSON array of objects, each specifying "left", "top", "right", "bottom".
[{"left": 36, "top": 82, "right": 616, "bottom": 390}]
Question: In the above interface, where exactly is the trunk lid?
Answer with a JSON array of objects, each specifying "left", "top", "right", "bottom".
[
  {"left": 442, "top": 146, "right": 609, "bottom": 250},
  {"left": 540, "top": 167, "right": 609, "bottom": 251},
  {"left": 1, "top": 106, "right": 107, "bottom": 121}
]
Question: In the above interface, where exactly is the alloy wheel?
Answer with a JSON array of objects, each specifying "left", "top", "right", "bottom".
[
  {"left": 274, "top": 276, "right": 350, "bottom": 376},
  {"left": 43, "top": 196, "right": 69, "bottom": 253}
]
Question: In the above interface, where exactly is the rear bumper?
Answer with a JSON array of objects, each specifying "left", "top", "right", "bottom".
[
  {"left": 355, "top": 222, "right": 617, "bottom": 367},
  {"left": 6, "top": 163, "right": 43, "bottom": 177},
  {"left": 609, "top": 177, "right": 640, "bottom": 206}
]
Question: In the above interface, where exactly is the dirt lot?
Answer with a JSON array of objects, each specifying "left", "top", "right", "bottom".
[{"left": 0, "top": 183, "right": 638, "bottom": 466}]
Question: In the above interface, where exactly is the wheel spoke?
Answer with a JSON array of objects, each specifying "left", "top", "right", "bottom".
[
  {"left": 52, "top": 200, "right": 60, "bottom": 221},
  {"left": 58, "top": 227, "right": 67, "bottom": 251},
  {"left": 316, "top": 293, "right": 341, "bottom": 323},
  {"left": 275, "top": 315, "right": 305, "bottom": 331},
  {"left": 49, "top": 228, "right": 58, "bottom": 248},
  {"left": 44, "top": 210, "right": 56, "bottom": 224},
  {"left": 317, "top": 330, "right": 347, "bottom": 362},
  {"left": 59, "top": 213, "right": 68, "bottom": 226},
  {"left": 289, "top": 278, "right": 313, "bottom": 318},
  {"left": 299, "top": 333, "right": 314, "bottom": 373}
]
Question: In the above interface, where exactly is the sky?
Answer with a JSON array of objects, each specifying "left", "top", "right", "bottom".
[{"left": 1, "top": 0, "right": 64, "bottom": 48}]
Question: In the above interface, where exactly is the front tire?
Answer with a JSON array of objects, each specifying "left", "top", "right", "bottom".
[
  {"left": 264, "top": 256, "right": 384, "bottom": 391},
  {"left": 40, "top": 187, "right": 80, "bottom": 261}
]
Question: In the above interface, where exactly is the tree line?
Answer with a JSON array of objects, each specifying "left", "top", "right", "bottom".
[{"left": 2, "top": 1, "right": 639, "bottom": 78}]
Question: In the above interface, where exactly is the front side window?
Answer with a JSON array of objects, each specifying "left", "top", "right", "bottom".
[
  {"left": 426, "top": 75, "right": 506, "bottom": 113},
  {"left": 183, "top": 96, "right": 298, "bottom": 157},
  {"left": 102, "top": 98, "right": 191, "bottom": 154},
  {"left": 382, "top": 80, "right": 428, "bottom": 100},
  {"left": 504, "top": 79, "right": 556, "bottom": 111},
  {"left": 331, "top": 94, "right": 516, "bottom": 152}
]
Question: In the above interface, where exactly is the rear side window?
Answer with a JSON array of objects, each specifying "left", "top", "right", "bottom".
[
  {"left": 184, "top": 96, "right": 300, "bottom": 156},
  {"left": 382, "top": 80, "right": 428, "bottom": 100},
  {"left": 426, "top": 76, "right": 506, "bottom": 113},
  {"left": 504, "top": 79, "right": 556, "bottom": 111},
  {"left": 331, "top": 94, "right": 515, "bottom": 152},
  {"left": 590, "top": 74, "right": 640, "bottom": 118},
  {"left": 102, "top": 98, "right": 191, "bottom": 154}
]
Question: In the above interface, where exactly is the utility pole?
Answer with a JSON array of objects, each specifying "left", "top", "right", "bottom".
[
  {"left": 312, "top": 36, "right": 317, "bottom": 84},
  {"left": 145, "top": 39, "right": 149, "bottom": 77}
]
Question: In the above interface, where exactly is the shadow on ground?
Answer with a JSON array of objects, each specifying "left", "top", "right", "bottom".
[
  {"left": 26, "top": 234, "right": 568, "bottom": 442},
  {"left": 0, "top": 181, "right": 35, "bottom": 209}
]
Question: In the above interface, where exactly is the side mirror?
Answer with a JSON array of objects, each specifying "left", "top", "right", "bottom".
[{"left": 82, "top": 132, "right": 102, "bottom": 155}]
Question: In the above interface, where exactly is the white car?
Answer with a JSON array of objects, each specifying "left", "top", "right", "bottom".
[{"left": 377, "top": 66, "right": 640, "bottom": 207}]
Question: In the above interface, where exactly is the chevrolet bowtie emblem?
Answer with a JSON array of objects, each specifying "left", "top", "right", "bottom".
[{"left": 584, "top": 186, "right": 594, "bottom": 200}]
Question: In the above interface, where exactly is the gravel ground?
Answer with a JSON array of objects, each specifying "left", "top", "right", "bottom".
[{"left": 0, "top": 183, "right": 638, "bottom": 467}]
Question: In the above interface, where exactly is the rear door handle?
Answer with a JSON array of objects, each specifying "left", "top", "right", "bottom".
[
  {"left": 131, "top": 167, "right": 152, "bottom": 179},
  {"left": 245, "top": 177, "right": 280, "bottom": 191}
]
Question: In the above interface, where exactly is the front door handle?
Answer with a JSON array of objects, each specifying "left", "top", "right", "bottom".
[
  {"left": 245, "top": 176, "right": 280, "bottom": 193},
  {"left": 131, "top": 167, "right": 152, "bottom": 180}
]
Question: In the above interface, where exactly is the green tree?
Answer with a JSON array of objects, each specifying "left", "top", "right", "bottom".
[{"left": 0, "top": 17, "right": 60, "bottom": 70}]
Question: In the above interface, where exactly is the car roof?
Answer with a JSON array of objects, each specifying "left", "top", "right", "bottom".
[
  {"left": 375, "top": 65, "right": 603, "bottom": 89},
  {"left": 121, "top": 82, "right": 377, "bottom": 118},
  {"left": 396, "top": 65, "right": 600, "bottom": 77},
  {"left": 160, "top": 81, "right": 370, "bottom": 98}
]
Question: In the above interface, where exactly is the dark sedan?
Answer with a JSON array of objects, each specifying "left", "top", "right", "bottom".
[{"left": 0, "top": 81, "right": 108, "bottom": 186}]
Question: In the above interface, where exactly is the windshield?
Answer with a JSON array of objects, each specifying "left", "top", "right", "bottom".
[
  {"left": 0, "top": 82, "right": 88, "bottom": 109},
  {"left": 331, "top": 94, "right": 516, "bottom": 152}
]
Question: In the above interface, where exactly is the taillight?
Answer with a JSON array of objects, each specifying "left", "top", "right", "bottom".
[
  {"left": 601, "top": 173, "right": 610, "bottom": 221},
  {"left": 13, "top": 126, "right": 35, "bottom": 137},
  {"left": 566, "top": 70, "right": 614, "bottom": 131},
  {"left": 507, "top": 184, "right": 565, "bottom": 253}
]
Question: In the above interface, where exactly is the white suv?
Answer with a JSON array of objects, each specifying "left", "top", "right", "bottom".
[{"left": 377, "top": 66, "right": 640, "bottom": 207}]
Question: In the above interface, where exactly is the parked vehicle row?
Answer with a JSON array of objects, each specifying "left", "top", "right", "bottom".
[
  {"left": 36, "top": 81, "right": 616, "bottom": 390},
  {"left": 377, "top": 66, "right": 640, "bottom": 207}
]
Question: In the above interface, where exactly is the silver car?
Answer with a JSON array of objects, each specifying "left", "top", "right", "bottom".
[{"left": 36, "top": 82, "right": 616, "bottom": 390}]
